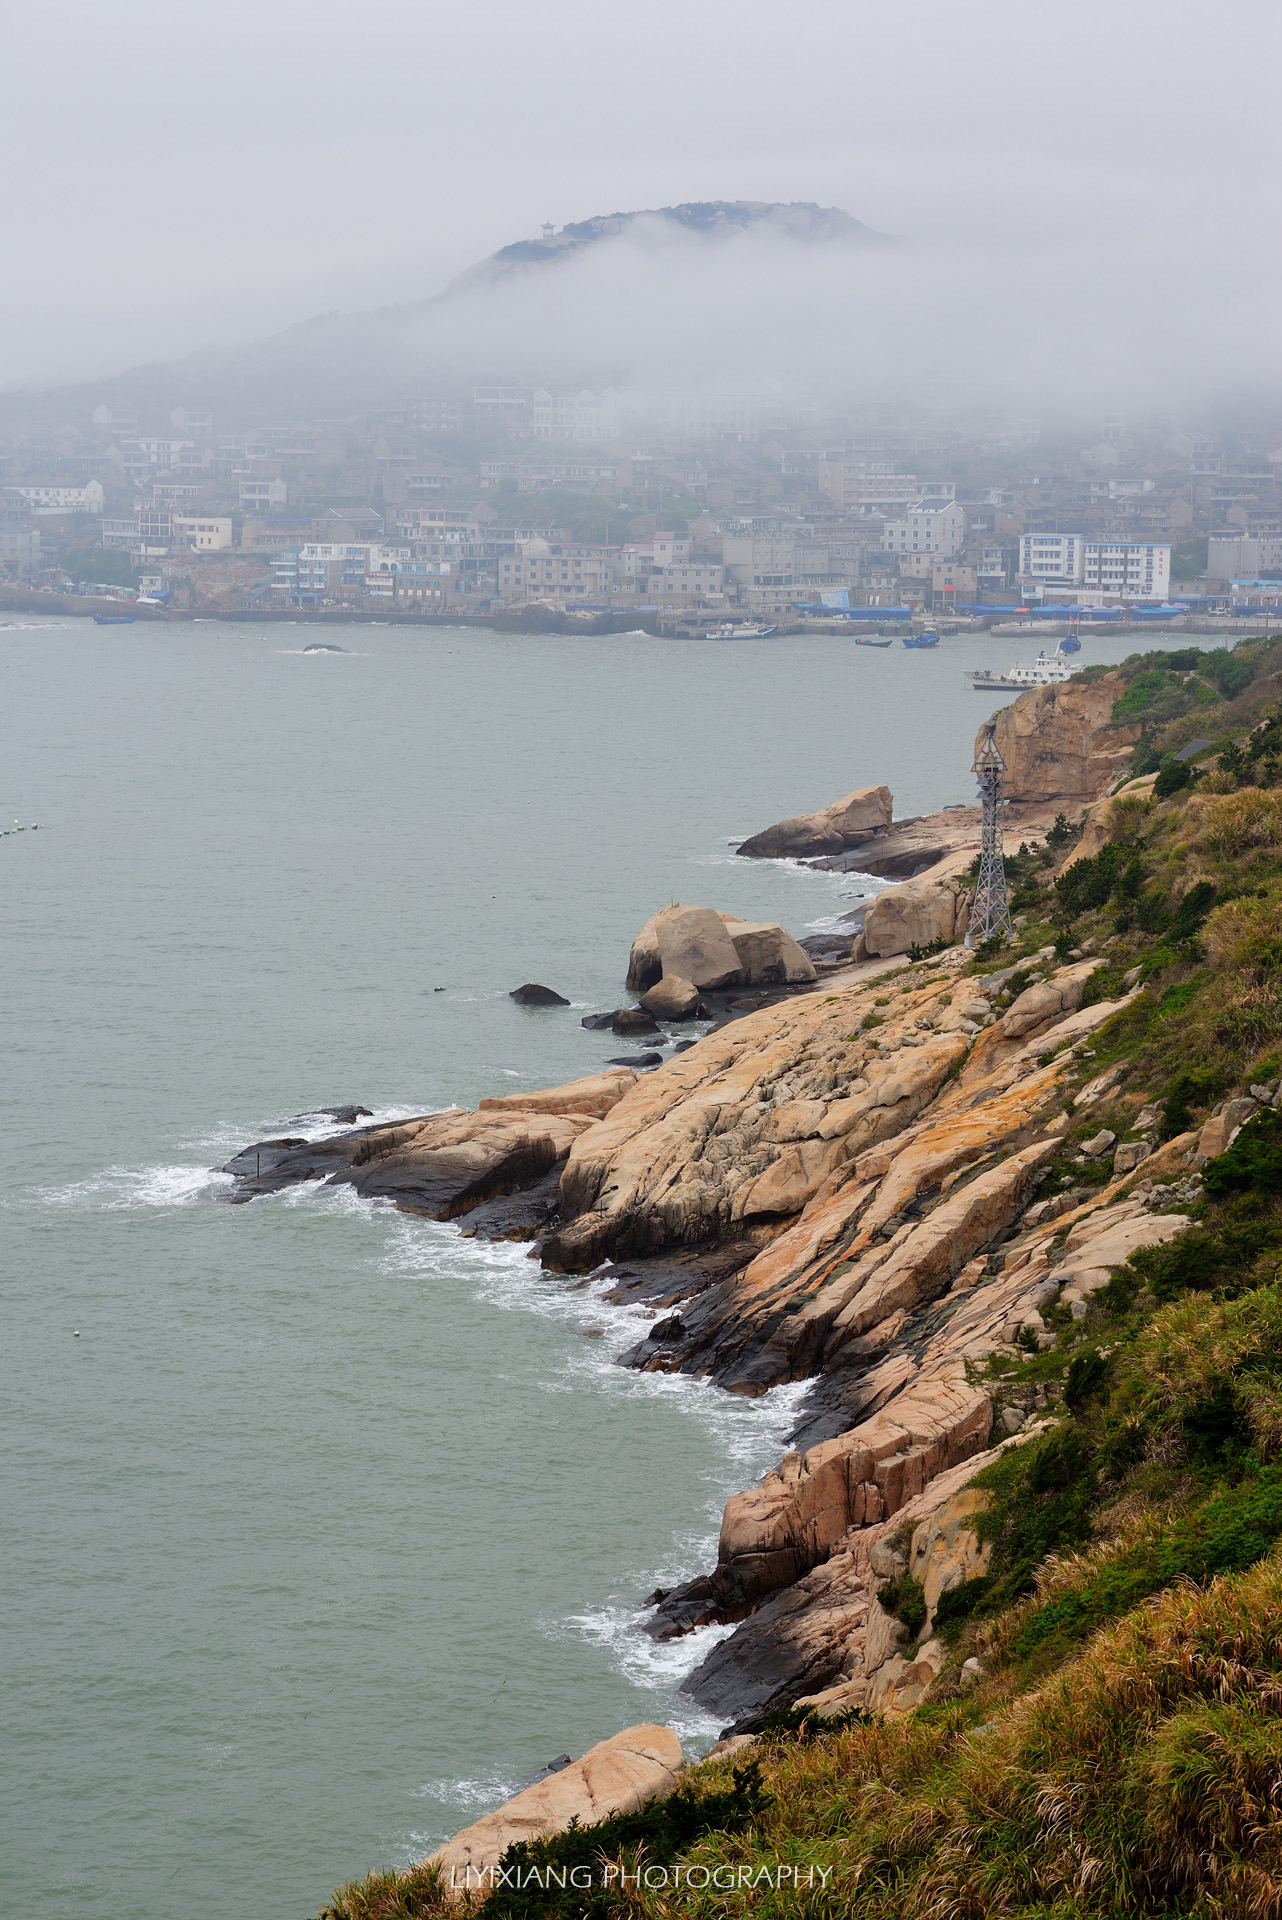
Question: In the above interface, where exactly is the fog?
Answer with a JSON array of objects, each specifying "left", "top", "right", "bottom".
[{"left": 4, "top": 0, "right": 1281, "bottom": 416}]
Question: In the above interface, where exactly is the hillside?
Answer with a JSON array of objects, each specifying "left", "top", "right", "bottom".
[
  {"left": 0, "top": 200, "right": 886, "bottom": 430},
  {"left": 323, "top": 635, "right": 1282, "bottom": 1919},
  {"left": 444, "top": 200, "right": 887, "bottom": 295}
]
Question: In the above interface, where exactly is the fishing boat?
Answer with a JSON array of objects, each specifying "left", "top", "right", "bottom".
[
  {"left": 1059, "top": 629, "right": 1082, "bottom": 652},
  {"left": 966, "top": 644, "right": 1080, "bottom": 692},
  {"left": 702, "top": 621, "right": 778, "bottom": 639},
  {"left": 93, "top": 613, "right": 136, "bottom": 625},
  {"left": 853, "top": 633, "right": 893, "bottom": 648},
  {"left": 903, "top": 629, "right": 939, "bottom": 649}
]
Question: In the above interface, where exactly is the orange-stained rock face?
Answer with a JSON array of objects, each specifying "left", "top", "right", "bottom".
[{"left": 980, "top": 673, "right": 1140, "bottom": 805}]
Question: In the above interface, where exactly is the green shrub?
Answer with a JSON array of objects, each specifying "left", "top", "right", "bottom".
[
  {"left": 1161, "top": 1066, "right": 1225, "bottom": 1135},
  {"left": 973, "top": 1426, "right": 1099, "bottom": 1604},
  {"left": 1202, "top": 649, "right": 1256, "bottom": 699},
  {"left": 1154, "top": 757, "right": 1196, "bottom": 800},
  {"left": 878, "top": 1574, "right": 928, "bottom": 1634},
  {"left": 1065, "top": 1346, "right": 1111, "bottom": 1411},
  {"left": 1204, "top": 1106, "right": 1282, "bottom": 1196},
  {"left": 1009, "top": 1465, "right": 1282, "bottom": 1659}
]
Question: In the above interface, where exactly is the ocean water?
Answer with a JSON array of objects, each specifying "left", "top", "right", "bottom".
[{"left": 0, "top": 616, "right": 1177, "bottom": 1919}]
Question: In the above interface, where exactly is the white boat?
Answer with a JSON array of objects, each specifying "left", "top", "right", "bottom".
[
  {"left": 966, "top": 645, "right": 1081, "bottom": 692},
  {"left": 703, "top": 622, "right": 778, "bottom": 639}
]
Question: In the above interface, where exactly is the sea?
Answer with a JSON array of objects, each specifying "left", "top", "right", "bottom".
[{"left": 0, "top": 616, "right": 1190, "bottom": 1918}]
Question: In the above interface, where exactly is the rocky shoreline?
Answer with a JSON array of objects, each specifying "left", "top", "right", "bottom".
[{"left": 223, "top": 672, "right": 1195, "bottom": 1879}]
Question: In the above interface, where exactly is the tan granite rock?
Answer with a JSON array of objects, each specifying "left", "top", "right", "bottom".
[
  {"left": 639, "top": 975, "right": 700, "bottom": 1021},
  {"left": 427, "top": 1724, "right": 684, "bottom": 1896},
  {"left": 982, "top": 674, "right": 1140, "bottom": 805},
  {"left": 863, "top": 877, "right": 971, "bottom": 958},
  {"left": 737, "top": 784, "right": 893, "bottom": 859}
]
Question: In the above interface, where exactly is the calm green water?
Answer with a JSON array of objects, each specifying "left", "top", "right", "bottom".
[{"left": 1, "top": 617, "right": 1173, "bottom": 1919}]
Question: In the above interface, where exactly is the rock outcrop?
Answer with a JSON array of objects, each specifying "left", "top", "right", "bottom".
[
  {"left": 625, "top": 904, "right": 816, "bottom": 993},
  {"left": 736, "top": 784, "right": 893, "bottom": 859},
  {"left": 426, "top": 1724, "right": 684, "bottom": 1896},
  {"left": 863, "top": 877, "right": 971, "bottom": 957},
  {"left": 982, "top": 673, "right": 1141, "bottom": 805},
  {"left": 219, "top": 1069, "right": 637, "bottom": 1214}
]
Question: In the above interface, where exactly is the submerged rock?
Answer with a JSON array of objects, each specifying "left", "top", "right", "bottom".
[{"left": 510, "top": 983, "right": 570, "bottom": 1006}]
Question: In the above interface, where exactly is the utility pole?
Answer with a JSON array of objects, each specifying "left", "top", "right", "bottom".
[{"left": 967, "top": 725, "right": 1013, "bottom": 947}]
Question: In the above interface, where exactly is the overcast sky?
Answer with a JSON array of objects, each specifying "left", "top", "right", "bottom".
[{"left": 4, "top": 0, "right": 1280, "bottom": 393}]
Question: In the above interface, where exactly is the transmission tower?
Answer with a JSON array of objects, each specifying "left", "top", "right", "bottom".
[{"left": 967, "top": 726, "right": 1013, "bottom": 947}]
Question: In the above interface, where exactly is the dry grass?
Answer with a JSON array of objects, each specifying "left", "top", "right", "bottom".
[{"left": 613, "top": 1557, "right": 1282, "bottom": 1919}]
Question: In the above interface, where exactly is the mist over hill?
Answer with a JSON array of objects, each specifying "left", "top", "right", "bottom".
[{"left": 2, "top": 192, "right": 1279, "bottom": 433}]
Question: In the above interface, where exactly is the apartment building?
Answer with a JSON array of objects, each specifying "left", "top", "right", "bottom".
[
  {"left": 1209, "top": 534, "right": 1282, "bottom": 579},
  {"left": 530, "top": 388, "right": 622, "bottom": 442},
  {"left": 817, "top": 460, "right": 920, "bottom": 516},
  {"left": 497, "top": 538, "right": 620, "bottom": 600},
  {"left": 1082, "top": 541, "right": 1170, "bottom": 599},
  {"left": 239, "top": 477, "right": 288, "bottom": 512},
  {"left": 0, "top": 521, "right": 41, "bottom": 572},
  {"left": 1017, "top": 533, "right": 1086, "bottom": 586},
  {"left": 175, "top": 516, "right": 233, "bottom": 552},
  {"left": 881, "top": 500, "right": 966, "bottom": 559},
  {"left": 4, "top": 480, "right": 104, "bottom": 515},
  {"left": 648, "top": 560, "right": 727, "bottom": 600}
]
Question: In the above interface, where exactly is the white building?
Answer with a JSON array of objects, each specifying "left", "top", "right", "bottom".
[
  {"left": 174, "top": 516, "right": 233, "bottom": 552},
  {"left": 881, "top": 500, "right": 966, "bottom": 559},
  {"left": 530, "top": 388, "right": 622, "bottom": 442},
  {"left": 1082, "top": 541, "right": 1170, "bottom": 600},
  {"left": 4, "top": 480, "right": 104, "bottom": 516},
  {"left": 239, "top": 477, "right": 288, "bottom": 511},
  {"left": 1017, "top": 533, "right": 1086, "bottom": 587}
]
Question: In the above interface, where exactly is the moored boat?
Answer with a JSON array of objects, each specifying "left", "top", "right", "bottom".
[
  {"left": 903, "top": 629, "right": 938, "bottom": 648},
  {"left": 966, "top": 644, "right": 1081, "bottom": 691}
]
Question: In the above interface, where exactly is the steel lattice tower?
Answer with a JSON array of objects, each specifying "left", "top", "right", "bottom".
[{"left": 967, "top": 726, "right": 1013, "bottom": 947}]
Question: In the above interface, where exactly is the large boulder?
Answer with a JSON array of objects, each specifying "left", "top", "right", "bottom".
[
  {"left": 627, "top": 904, "right": 743, "bottom": 991},
  {"left": 426, "top": 1724, "right": 684, "bottom": 1896},
  {"left": 737, "top": 784, "right": 893, "bottom": 859},
  {"left": 863, "top": 878, "right": 971, "bottom": 957},
  {"left": 724, "top": 919, "right": 817, "bottom": 985},
  {"left": 626, "top": 905, "right": 816, "bottom": 992},
  {"left": 640, "top": 974, "right": 701, "bottom": 1020},
  {"left": 982, "top": 675, "right": 1141, "bottom": 806}
]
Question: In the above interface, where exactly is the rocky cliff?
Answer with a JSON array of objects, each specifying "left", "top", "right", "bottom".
[{"left": 982, "top": 672, "right": 1140, "bottom": 804}]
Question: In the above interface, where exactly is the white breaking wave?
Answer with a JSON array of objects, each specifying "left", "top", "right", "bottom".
[{"left": 32, "top": 1162, "right": 235, "bottom": 1210}]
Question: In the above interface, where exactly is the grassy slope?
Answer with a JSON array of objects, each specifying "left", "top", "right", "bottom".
[{"left": 325, "top": 637, "right": 1282, "bottom": 1919}]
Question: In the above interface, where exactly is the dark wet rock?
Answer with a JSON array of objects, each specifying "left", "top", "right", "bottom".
[
  {"left": 677, "top": 1557, "right": 865, "bottom": 1730},
  {"left": 606, "top": 1051, "right": 663, "bottom": 1069},
  {"left": 303, "top": 643, "right": 348, "bottom": 653},
  {"left": 603, "top": 1241, "right": 760, "bottom": 1371},
  {"left": 612, "top": 1007, "right": 658, "bottom": 1035},
  {"left": 457, "top": 1166, "right": 562, "bottom": 1241},
  {"left": 307, "top": 1104, "right": 374, "bottom": 1125},
  {"left": 798, "top": 935, "right": 852, "bottom": 962},
  {"left": 581, "top": 1010, "right": 622, "bottom": 1031},
  {"left": 510, "top": 983, "right": 570, "bottom": 1006},
  {"left": 648, "top": 1312, "right": 685, "bottom": 1343},
  {"left": 220, "top": 1111, "right": 574, "bottom": 1217},
  {"left": 515, "top": 1755, "right": 574, "bottom": 1792},
  {"left": 673, "top": 1039, "right": 697, "bottom": 1053}
]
